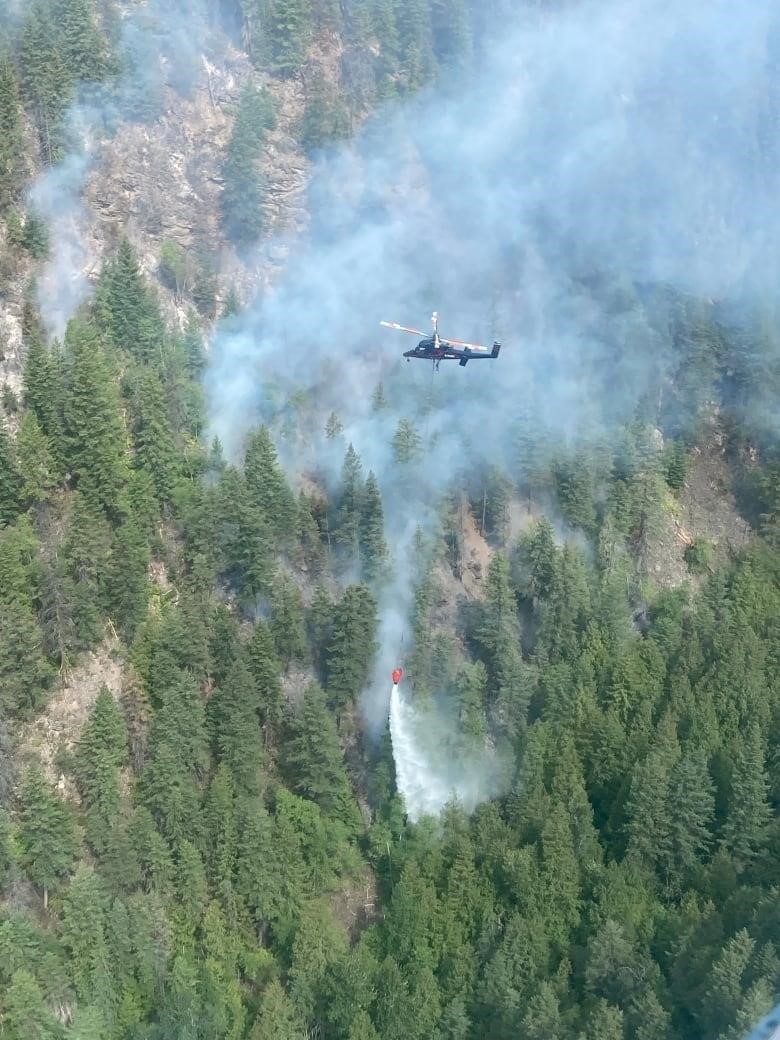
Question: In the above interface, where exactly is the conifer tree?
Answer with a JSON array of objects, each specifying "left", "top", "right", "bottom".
[
  {"left": 0, "top": 599, "right": 53, "bottom": 717},
  {"left": 99, "top": 238, "right": 165, "bottom": 365},
  {"left": 371, "top": 381, "right": 388, "bottom": 412},
  {"left": 334, "top": 443, "right": 364, "bottom": 559},
  {"left": 105, "top": 518, "right": 150, "bottom": 640},
  {"left": 0, "top": 54, "right": 24, "bottom": 210},
  {"left": 625, "top": 712, "right": 680, "bottom": 869},
  {"left": 721, "top": 723, "right": 772, "bottom": 868},
  {"left": 359, "top": 470, "right": 388, "bottom": 582},
  {"left": 326, "top": 410, "right": 344, "bottom": 439},
  {"left": 244, "top": 425, "right": 297, "bottom": 544},
  {"left": 267, "top": 0, "right": 312, "bottom": 78},
  {"left": 285, "top": 683, "right": 361, "bottom": 828},
  {"left": 657, "top": 746, "right": 714, "bottom": 890},
  {"left": 63, "top": 318, "right": 130, "bottom": 516},
  {"left": 126, "top": 366, "right": 179, "bottom": 504},
  {"left": 392, "top": 417, "right": 421, "bottom": 464},
  {"left": 431, "top": 0, "right": 471, "bottom": 74},
  {"left": 1, "top": 968, "right": 62, "bottom": 1040},
  {"left": 221, "top": 85, "right": 275, "bottom": 245},
  {"left": 302, "top": 71, "right": 350, "bottom": 154},
  {"left": 0, "top": 420, "right": 22, "bottom": 524},
  {"left": 74, "top": 687, "right": 128, "bottom": 854},
  {"left": 308, "top": 582, "right": 334, "bottom": 681},
  {"left": 297, "top": 491, "right": 327, "bottom": 577},
  {"left": 58, "top": 0, "right": 108, "bottom": 85},
  {"left": 19, "top": 0, "right": 74, "bottom": 161},
  {"left": 17, "top": 765, "right": 80, "bottom": 906},
  {"left": 250, "top": 979, "right": 306, "bottom": 1040},
  {"left": 22, "top": 330, "right": 66, "bottom": 472},
  {"left": 209, "top": 656, "right": 265, "bottom": 793},
  {"left": 269, "top": 573, "right": 307, "bottom": 666},
  {"left": 15, "top": 412, "right": 57, "bottom": 505},
  {"left": 246, "top": 619, "right": 284, "bottom": 733},
  {"left": 325, "top": 584, "right": 378, "bottom": 713}
]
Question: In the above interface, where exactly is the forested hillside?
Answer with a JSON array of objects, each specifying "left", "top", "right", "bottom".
[{"left": 1, "top": 1, "right": 779, "bottom": 1039}]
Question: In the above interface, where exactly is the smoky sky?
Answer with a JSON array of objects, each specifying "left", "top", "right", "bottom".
[{"left": 207, "top": 0, "right": 780, "bottom": 473}]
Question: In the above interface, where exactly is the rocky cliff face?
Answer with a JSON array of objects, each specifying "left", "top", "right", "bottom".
[{"left": 0, "top": 11, "right": 322, "bottom": 409}]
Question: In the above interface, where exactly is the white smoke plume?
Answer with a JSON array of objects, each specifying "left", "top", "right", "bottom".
[
  {"left": 20, "top": 0, "right": 217, "bottom": 336},
  {"left": 28, "top": 117, "right": 97, "bottom": 339},
  {"left": 206, "top": 0, "right": 780, "bottom": 812},
  {"left": 389, "top": 680, "right": 511, "bottom": 822}
]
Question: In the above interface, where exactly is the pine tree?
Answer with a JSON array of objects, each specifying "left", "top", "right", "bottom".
[
  {"left": 22, "top": 330, "right": 66, "bottom": 471},
  {"left": 60, "top": 492, "right": 112, "bottom": 648},
  {"left": 18, "top": 0, "right": 74, "bottom": 161},
  {"left": 721, "top": 723, "right": 772, "bottom": 868},
  {"left": 209, "top": 656, "right": 265, "bottom": 793},
  {"left": 431, "top": 0, "right": 471, "bottom": 75},
  {"left": 0, "top": 420, "right": 22, "bottom": 524},
  {"left": 58, "top": 0, "right": 108, "bottom": 84},
  {"left": 221, "top": 85, "right": 275, "bottom": 245},
  {"left": 99, "top": 238, "right": 165, "bottom": 365},
  {"left": 334, "top": 443, "right": 364, "bottom": 559},
  {"left": 395, "top": 0, "right": 434, "bottom": 91},
  {"left": 250, "top": 979, "right": 306, "bottom": 1040},
  {"left": 0, "top": 599, "right": 53, "bottom": 717},
  {"left": 625, "top": 712, "right": 680, "bottom": 869},
  {"left": 325, "top": 584, "right": 378, "bottom": 713},
  {"left": 392, "top": 418, "right": 421, "bottom": 464},
  {"left": 371, "top": 381, "right": 388, "bottom": 412},
  {"left": 126, "top": 366, "right": 179, "bottom": 504},
  {"left": 60, "top": 864, "right": 116, "bottom": 1019},
  {"left": 285, "top": 683, "right": 360, "bottom": 827},
  {"left": 244, "top": 425, "right": 297, "bottom": 545},
  {"left": 17, "top": 765, "right": 80, "bottom": 906},
  {"left": 359, "top": 470, "right": 388, "bottom": 582},
  {"left": 63, "top": 318, "right": 130, "bottom": 516},
  {"left": 74, "top": 687, "right": 128, "bottom": 854},
  {"left": 326, "top": 410, "right": 344, "bottom": 439},
  {"left": 269, "top": 573, "right": 307, "bottom": 666},
  {"left": 657, "top": 746, "right": 714, "bottom": 890},
  {"left": 15, "top": 413, "right": 57, "bottom": 505},
  {"left": 297, "top": 492, "right": 327, "bottom": 577},
  {"left": 1, "top": 968, "right": 62, "bottom": 1040},
  {"left": 0, "top": 54, "right": 24, "bottom": 210},
  {"left": 105, "top": 518, "right": 150, "bottom": 641},
  {"left": 579, "top": 1000, "right": 624, "bottom": 1040},
  {"left": 308, "top": 583, "right": 334, "bottom": 680},
  {"left": 267, "top": 0, "right": 312, "bottom": 78},
  {"left": 302, "top": 71, "right": 350, "bottom": 154},
  {"left": 246, "top": 618, "right": 284, "bottom": 735}
]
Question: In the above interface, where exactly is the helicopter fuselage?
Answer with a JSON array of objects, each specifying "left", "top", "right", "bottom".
[{"left": 403, "top": 337, "right": 501, "bottom": 366}]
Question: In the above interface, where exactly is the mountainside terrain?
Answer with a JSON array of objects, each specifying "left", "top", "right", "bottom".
[{"left": 0, "top": 2, "right": 779, "bottom": 1039}]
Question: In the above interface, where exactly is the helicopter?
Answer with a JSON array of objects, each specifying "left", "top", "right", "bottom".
[{"left": 380, "top": 312, "right": 501, "bottom": 370}]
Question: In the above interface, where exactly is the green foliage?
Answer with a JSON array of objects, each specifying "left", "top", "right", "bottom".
[
  {"left": 63, "top": 318, "right": 131, "bottom": 515},
  {"left": 685, "top": 537, "right": 714, "bottom": 574},
  {"left": 325, "top": 583, "right": 378, "bottom": 714},
  {"left": 267, "top": 0, "right": 312, "bottom": 77},
  {"left": 74, "top": 688, "right": 128, "bottom": 854},
  {"left": 97, "top": 238, "right": 165, "bottom": 365},
  {"left": 221, "top": 85, "right": 275, "bottom": 246},
  {"left": 302, "top": 72, "right": 350, "bottom": 154},
  {"left": 0, "top": 54, "right": 24, "bottom": 210},
  {"left": 359, "top": 470, "right": 388, "bottom": 582},
  {"left": 17, "top": 765, "right": 80, "bottom": 903},
  {"left": 392, "top": 417, "right": 422, "bottom": 465}
]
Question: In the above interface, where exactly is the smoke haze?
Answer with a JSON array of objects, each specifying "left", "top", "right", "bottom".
[
  {"left": 204, "top": 0, "right": 780, "bottom": 791},
  {"left": 20, "top": 0, "right": 780, "bottom": 817}
]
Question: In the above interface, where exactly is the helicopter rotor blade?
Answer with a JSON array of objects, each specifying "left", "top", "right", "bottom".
[{"left": 380, "top": 321, "right": 427, "bottom": 336}]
